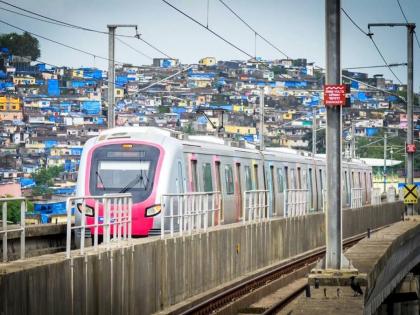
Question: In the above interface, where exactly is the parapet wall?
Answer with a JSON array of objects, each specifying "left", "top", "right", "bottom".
[{"left": 0, "top": 202, "right": 405, "bottom": 315}]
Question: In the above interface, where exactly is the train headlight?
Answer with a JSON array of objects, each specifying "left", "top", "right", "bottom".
[
  {"left": 76, "top": 203, "right": 95, "bottom": 216},
  {"left": 145, "top": 204, "right": 161, "bottom": 217}
]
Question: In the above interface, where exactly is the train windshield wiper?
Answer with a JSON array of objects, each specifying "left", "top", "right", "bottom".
[
  {"left": 119, "top": 173, "right": 143, "bottom": 193},
  {"left": 96, "top": 171, "right": 107, "bottom": 190}
]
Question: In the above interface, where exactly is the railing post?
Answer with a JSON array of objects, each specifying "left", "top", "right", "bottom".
[
  {"left": 94, "top": 199, "right": 99, "bottom": 248},
  {"left": 170, "top": 195, "right": 174, "bottom": 237},
  {"left": 66, "top": 198, "right": 72, "bottom": 258},
  {"left": 2, "top": 202, "right": 8, "bottom": 262},
  {"left": 161, "top": 195, "right": 165, "bottom": 239},
  {"left": 20, "top": 200, "right": 26, "bottom": 260}
]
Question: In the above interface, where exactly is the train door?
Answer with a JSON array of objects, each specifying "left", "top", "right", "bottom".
[
  {"left": 364, "top": 172, "right": 368, "bottom": 204},
  {"left": 269, "top": 165, "right": 276, "bottom": 216},
  {"left": 308, "top": 167, "right": 314, "bottom": 211},
  {"left": 214, "top": 161, "right": 223, "bottom": 222},
  {"left": 235, "top": 162, "right": 242, "bottom": 220},
  {"left": 224, "top": 164, "right": 235, "bottom": 222},
  {"left": 277, "top": 166, "right": 285, "bottom": 216}
]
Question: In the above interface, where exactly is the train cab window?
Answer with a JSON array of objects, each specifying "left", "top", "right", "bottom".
[
  {"left": 277, "top": 168, "right": 284, "bottom": 193},
  {"left": 225, "top": 165, "right": 234, "bottom": 194},
  {"left": 244, "top": 165, "right": 253, "bottom": 191},
  {"left": 202, "top": 163, "right": 213, "bottom": 192},
  {"left": 191, "top": 159, "right": 198, "bottom": 192}
]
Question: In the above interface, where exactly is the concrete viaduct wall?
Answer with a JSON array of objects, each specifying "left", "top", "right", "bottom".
[{"left": 0, "top": 202, "right": 404, "bottom": 315}]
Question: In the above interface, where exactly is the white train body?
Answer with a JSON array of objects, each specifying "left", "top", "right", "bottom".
[{"left": 75, "top": 127, "right": 373, "bottom": 236}]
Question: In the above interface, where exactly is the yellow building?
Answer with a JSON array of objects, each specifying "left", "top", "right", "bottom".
[
  {"left": 233, "top": 105, "right": 244, "bottom": 112},
  {"left": 225, "top": 125, "right": 257, "bottom": 135},
  {"left": 282, "top": 113, "right": 293, "bottom": 120},
  {"left": 12, "top": 76, "right": 35, "bottom": 85},
  {"left": 71, "top": 69, "right": 84, "bottom": 78},
  {"left": 0, "top": 96, "right": 21, "bottom": 111},
  {"left": 199, "top": 57, "right": 217, "bottom": 67},
  {"left": 115, "top": 88, "right": 124, "bottom": 98}
]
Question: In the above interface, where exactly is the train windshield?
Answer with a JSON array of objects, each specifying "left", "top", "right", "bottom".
[{"left": 90, "top": 144, "right": 160, "bottom": 203}]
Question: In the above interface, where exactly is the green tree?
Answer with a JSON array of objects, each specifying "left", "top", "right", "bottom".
[
  {"left": 33, "top": 165, "right": 64, "bottom": 187},
  {"left": 0, "top": 196, "right": 34, "bottom": 224},
  {"left": 0, "top": 32, "right": 40, "bottom": 60}
]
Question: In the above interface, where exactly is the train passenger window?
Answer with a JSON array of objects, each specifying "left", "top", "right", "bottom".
[
  {"left": 277, "top": 168, "right": 284, "bottom": 193},
  {"left": 297, "top": 167, "right": 302, "bottom": 189},
  {"left": 225, "top": 165, "right": 234, "bottom": 194},
  {"left": 244, "top": 166, "right": 253, "bottom": 190},
  {"left": 290, "top": 169, "right": 296, "bottom": 189},
  {"left": 191, "top": 159, "right": 198, "bottom": 192},
  {"left": 177, "top": 161, "right": 184, "bottom": 193},
  {"left": 284, "top": 166, "right": 289, "bottom": 190},
  {"left": 344, "top": 171, "right": 349, "bottom": 205},
  {"left": 308, "top": 168, "right": 313, "bottom": 209},
  {"left": 253, "top": 164, "right": 259, "bottom": 190},
  {"left": 202, "top": 163, "right": 213, "bottom": 192}
]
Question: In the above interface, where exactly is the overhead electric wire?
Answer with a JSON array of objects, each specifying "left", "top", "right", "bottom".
[
  {"left": 0, "top": 1, "right": 173, "bottom": 58},
  {"left": 396, "top": 0, "right": 420, "bottom": 49},
  {"left": 0, "top": 18, "right": 127, "bottom": 65},
  {"left": 161, "top": 0, "right": 254, "bottom": 59},
  {"left": 218, "top": 0, "right": 289, "bottom": 58},
  {"left": 341, "top": 8, "right": 403, "bottom": 85},
  {"left": 116, "top": 38, "right": 153, "bottom": 60},
  {"left": 344, "top": 63, "right": 407, "bottom": 70}
]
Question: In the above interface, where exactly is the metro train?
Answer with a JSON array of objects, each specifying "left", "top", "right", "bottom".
[{"left": 75, "top": 126, "right": 373, "bottom": 236}]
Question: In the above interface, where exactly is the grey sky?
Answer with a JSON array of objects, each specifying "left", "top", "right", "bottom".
[{"left": 1, "top": 0, "right": 419, "bottom": 91}]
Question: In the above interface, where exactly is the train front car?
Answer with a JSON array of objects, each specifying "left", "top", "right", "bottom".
[{"left": 75, "top": 127, "right": 175, "bottom": 238}]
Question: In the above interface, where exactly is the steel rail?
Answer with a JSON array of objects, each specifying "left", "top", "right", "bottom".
[{"left": 178, "top": 226, "right": 386, "bottom": 315}]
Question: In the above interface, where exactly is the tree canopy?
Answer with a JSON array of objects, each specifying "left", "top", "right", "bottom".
[{"left": 0, "top": 32, "right": 40, "bottom": 60}]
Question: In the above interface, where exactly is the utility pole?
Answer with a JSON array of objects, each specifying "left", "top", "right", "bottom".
[
  {"left": 312, "top": 106, "right": 317, "bottom": 155},
  {"left": 383, "top": 132, "right": 387, "bottom": 193},
  {"left": 368, "top": 22, "right": 416, "bottom": 214},
  {"left": 260, "top": 87, "right": 265, "bottom": 150},
  {"left": 107, "top": 24, "right": 138, "bottom": 129},
  {"left": 325, "top": 0, "right": 343, "bottom": 270}
]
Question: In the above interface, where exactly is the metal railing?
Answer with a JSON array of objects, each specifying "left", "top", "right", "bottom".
[
  {"left": 66, "top": 193, "right": 132, "bottom": 258},
  {"left": 371, "top": 188, "right": 382, "bottom": 205},
  {"left": 387, "top": 187, "right": 396, "bottom": 202},
  {"left": 160, "top": 191, "right": 221, "bottom": 238},
  {"left": 284, "top": 189, "right": 309, "bottom": 217},
  {"left": 351, "top": 188, "right": 364, "bottom": 208},
  {"left": 0, "top": 197, "right": 26, "bottom": 262},
  {"left": 243, "top": 190, "right": 268, "bottom": 223}
]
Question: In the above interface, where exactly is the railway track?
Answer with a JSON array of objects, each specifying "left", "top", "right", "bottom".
[{"left": 178, "top": 228, "right": 382, "bottom": 315}]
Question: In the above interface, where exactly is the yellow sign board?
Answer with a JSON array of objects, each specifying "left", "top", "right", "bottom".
[{"left": 403, "top": 184, "right": 418, "bottom": 204}]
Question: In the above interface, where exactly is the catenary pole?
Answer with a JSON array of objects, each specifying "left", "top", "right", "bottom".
[
  {"left": 407, "top": 24, "right": 415, "bottom": 215},
  {"left": 325, "top": 0, "right": 343, "bottom": 270},
  {"left": 107, "top": 25, "right": 116, "bottom": 129}
]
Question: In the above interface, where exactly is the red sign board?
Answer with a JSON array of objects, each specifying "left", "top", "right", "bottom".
[
  {"left": 406, "top": 143, "right": 416, "bottom": 153},
  {"left": 324, "top": 84, "right": 347, "bottom": 106}
]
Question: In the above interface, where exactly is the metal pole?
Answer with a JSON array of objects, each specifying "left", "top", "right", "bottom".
[
  {"left": 351, "top": 122, "right": 355, "bottom": 158},
  {"left": 312, "top": 107, "right": 316, "bottom": 155},
  {"left": 107, "top": 25, "right": 116, "bottom": 129},
  {"left": 325, "top": 0, "right": 342, "bottom": 270},
  {"left": 383, "top": 132, "right": 387, "bottom": 193},
  {"left": 260, "top": 87, "right": 265, "bottom": 150},
  {"left": 407, "top": 24, "right": 415, "bottom": 215}
]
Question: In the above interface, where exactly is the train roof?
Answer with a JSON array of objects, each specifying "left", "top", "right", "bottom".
[{"left": 94, "top": 127, "right": 369, "bottom": 166}]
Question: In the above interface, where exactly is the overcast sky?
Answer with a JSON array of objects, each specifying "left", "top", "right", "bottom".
[{"left": 1, "top": 0, "right": 419, "bottom": 91}]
